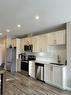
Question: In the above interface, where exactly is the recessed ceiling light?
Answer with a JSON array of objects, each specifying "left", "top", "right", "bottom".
[
  {"left": 17, "top": 25, "right": 21, "bottom": 28},
  {"left": 0, "top": 33, "right": 2, "bottom": 35},
  {"left": 6, "top": 29, "right": 10, "bottom": 32},
  {"left": 35, "top": 15, "right": 39, "bottom": 20}
]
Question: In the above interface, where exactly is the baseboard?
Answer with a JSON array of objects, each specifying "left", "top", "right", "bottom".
[{"left": 66, "top": 86, "right": 71, "bottom": 91}]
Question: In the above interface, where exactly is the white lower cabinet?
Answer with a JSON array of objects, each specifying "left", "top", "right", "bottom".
[
  {"left": 16, "top": 59, "right": 21, "bottom": 72},
  {"left": 44, "top": 64, "right": 53, "bottom": 84},
  {"left": 53, "top": 66, "right": 62, "bottom": 88},
  {"left": 29, "top": 61, "right": 35, "bottom": 78},
  {"left": 44, "top": 64, "right": 66, "bottom": 89}
]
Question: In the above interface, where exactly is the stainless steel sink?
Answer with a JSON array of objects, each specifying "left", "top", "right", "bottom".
[{"left": 50, "top": 63, "right": 64, "bottom": 66}]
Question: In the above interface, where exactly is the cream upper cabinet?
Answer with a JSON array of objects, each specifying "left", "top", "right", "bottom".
[
  {"left": 47, "top": 32, "right": 56, "bottom": 45},
  {"left": 32, "top": 36, "right": 38, "bottom": 52},
  {"left": 40, "top": 34, "right": 48, "bottom": 52},
  {"left": 20, "top": 29, "right": 66, "bottom": 52},
  {"left": 20, "top": 38, "right": 25, "bottom": 52},
  {"left": 24, "top": 37, "right": 32, "bottom": 45},
  {"left": 47, "top": 30, "right": 65, "bottom": 45},
  {"left": 56, "top": 30, "right": 65, "bottom": 45},
  {"left": 35, "top": 35, "right": 42, "bottom": 52},
  {"left": 32, "top": 34, "right": 48, "bottom": 52}
]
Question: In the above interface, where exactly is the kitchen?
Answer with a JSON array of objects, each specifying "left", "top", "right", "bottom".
[
  {"left": 13, "top": 29, "right": 67, "bottom": 90},
  {"left": 0, "top": 0, "right": 71, "bottom": 94},
  {"left": 0, "top": 23, "right": 71, "bottom": 95}
]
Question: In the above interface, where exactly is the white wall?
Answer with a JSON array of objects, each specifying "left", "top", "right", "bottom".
[{"left": 66, "top": 22, "right": 71, "bottom": 89}]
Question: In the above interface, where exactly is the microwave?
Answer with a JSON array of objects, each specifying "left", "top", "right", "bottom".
[{"left": 24, "top": 45, "right": 33, "bottom": 52}]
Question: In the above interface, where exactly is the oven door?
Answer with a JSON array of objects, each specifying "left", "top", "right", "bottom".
[{"left": 21, "top": 61, "right": 29, "bottom": 72}]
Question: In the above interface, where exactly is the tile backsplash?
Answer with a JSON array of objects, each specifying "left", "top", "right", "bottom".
[
  {"left": 36, "top": 45, "right": 66, "bottom": 64},
  {"left": 48, "top": 45, "right": 66, "bottom": 63}
]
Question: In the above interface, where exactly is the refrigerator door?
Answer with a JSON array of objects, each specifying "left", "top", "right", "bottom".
[
  {"left": 11, "top": 48, "right": 16, "bottom": 73},
  {"left": 6, "top": 47, "right": 16, "bottom": 73},
  {"left": 6, "top": 48, "right": 12, "bottom": 71}
]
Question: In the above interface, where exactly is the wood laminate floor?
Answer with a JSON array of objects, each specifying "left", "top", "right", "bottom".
[{"left": 2, "top": 72, "right": 71, "bottom": 95}]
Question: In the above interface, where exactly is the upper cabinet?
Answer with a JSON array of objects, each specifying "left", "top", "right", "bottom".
[
  {"left": 20, "top": 29, "right": 66, "bottom": 52},
  {"left": 47, "top": 30, "right": 66, "bottom": 45},
  {"left": 32, "top": 34, "right": 48, "bottom": 52},
  {"left": 40, "top": 34, "right": 48, "bottom": 52},
  {"left": 56, "top": 30, "right": 65, "bottom": 45},
  {"left": 32, "top": 36, "right": 38, "bottom": 52},
  {"left": 24, "top": 37, "right": 32, "bottom": 45},
  {"left": 47, "top": 32, "right": 56, "bottom": 45}
]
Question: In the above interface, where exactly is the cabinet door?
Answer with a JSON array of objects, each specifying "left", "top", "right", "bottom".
[
  {"left": 23, "top": 38, "right": 29, "bottom": 45},
  {"left": 20, "top": 38, "right": 25, "bottom": 52},
  {"left": 32, "top": 35, "right": 42, "bottom": 52},
  {"left": 44, "top": 64, "right": 53, "bottom": 84},
  {"left": 32, "top": 35, "right": 40, "bottom": 52},
  {"left": 40, "top": 34, "right": 48, "bottom": 52},
  {"left": 29, "top": 61, "right": 35, "bottom": 78},
  {"left": 36, "top": 35, "right": 42, "bottom": 52},
  {"left": 53, "top": 66, "right": 62, "bottom": 87},
  {"left": 32, "top": 36, "right": 38, "bottom": 52},
  {"left": 47, "top": 32, "right": 56, "bottom": 45},
  {"left": 56, "top": 30, "right": 65, "bottom": 45},
  {"left": 24, "top": 37, "right": 32, "bottom": 45},
  {"left": 32, "top": 34, "right": 48, "bottom": 52}
]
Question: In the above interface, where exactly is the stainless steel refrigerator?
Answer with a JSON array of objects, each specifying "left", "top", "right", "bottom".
[{"left": 6, "top": 47, "right": 16, "bottom": 73}]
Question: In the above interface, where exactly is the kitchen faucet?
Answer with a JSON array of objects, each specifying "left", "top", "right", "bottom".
[{"left": 57, "top": 55, "right": 61, "bottom": 63}]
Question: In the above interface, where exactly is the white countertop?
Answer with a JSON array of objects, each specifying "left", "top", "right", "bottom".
[
  {"left": 35, "top": 58, "right": 58, "bottom": 64},
  {"left": 35, "top": 59, "right": 66, "bottom": 67}
]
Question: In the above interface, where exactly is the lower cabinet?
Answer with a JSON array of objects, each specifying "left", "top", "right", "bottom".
[
  {"left": 44, "top": 64, "right": 53, "bottom": 84},
  {"left": 29, "top": 61, "right": 35, "bottom": 78},
  {"left": 53, "top": 66, "right": 62, "bottom": 88},
  {"left": 16, "top": 59, "right": 21, "bottom": 72},
  {"left": 44, "top": 64, "right": 66, "bottom": 89}
]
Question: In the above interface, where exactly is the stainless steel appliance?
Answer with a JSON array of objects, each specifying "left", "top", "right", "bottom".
[
  {"left": 21, "top": 60, "right": 29, "bottom": 75},
  {"left": 35, "top": 63, "right": 44, "bottom": 81},
  {"left": 21, "top": 54, "right": 36, "bottom": 76},
  {"left": 21, "top": 53, "right": 28, "bottom": 61},
  {"left": 6, "top": 47, "right": 16, "bottom": 73},
  {"left": 24, "top": 44, "right": 33, "bottom": 52}
]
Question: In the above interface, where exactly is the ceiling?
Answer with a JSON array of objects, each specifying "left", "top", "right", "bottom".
[{"left": 0, "top": 0, "right": 71, "bottom": 38}]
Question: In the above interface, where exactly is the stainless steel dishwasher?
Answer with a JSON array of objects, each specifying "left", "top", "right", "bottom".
[{"left": 35, "top": 63, "right": 44, "bottom": 81}]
